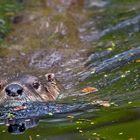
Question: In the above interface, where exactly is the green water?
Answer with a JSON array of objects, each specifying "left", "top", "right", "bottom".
[{"left": 0, "top": 0, "right": 140, "bottom": 139}]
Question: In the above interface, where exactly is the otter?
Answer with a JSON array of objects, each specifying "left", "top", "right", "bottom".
[{"left": 0, "top": 73, "right": 60, "bottom": 108}]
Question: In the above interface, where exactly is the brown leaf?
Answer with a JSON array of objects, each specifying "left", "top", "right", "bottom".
[
  {"left": 136, "top": 59, "right": 140, "bottom": 62},
  {"left": 81, "top": 87, "right": 98, "bottom": 94}
]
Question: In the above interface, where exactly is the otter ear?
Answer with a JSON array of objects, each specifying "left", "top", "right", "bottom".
[{"left": 45, "top": 73, "right": 55, "bottom": 82}]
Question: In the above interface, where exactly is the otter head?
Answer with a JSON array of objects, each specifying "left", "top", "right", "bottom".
[{"left": 0, "top": 73, "right": 60, "bottom": 107}]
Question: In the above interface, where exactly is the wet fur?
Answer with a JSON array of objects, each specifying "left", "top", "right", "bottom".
[{"left": 0, "top": 73, "right": 60, "bottom": 106}]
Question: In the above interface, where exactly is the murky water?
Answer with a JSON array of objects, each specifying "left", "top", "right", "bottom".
[{"left": 0, "top": 0, "right": 140, "bottom": 139}]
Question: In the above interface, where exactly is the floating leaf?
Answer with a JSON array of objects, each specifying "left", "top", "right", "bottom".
[
  {"left": 104, "top": 74, "right": 108, "bottom": 77},
  {"left": 121, "top": 74, "right": 126, "bottom": 78},
  {"left": 107, "top": 47, "right": 113, "bottom": 51},
  {"left": 119, "top": 132, "right": 123, "bottom": 135},
  {"left": 79, "top": 130, "right": 83, "bottom": 133},
  {"left": 2, "top": 130, "right": 6, "bottom": 133},
  {"left": 128, "top": 101, "right": 132, "bottom": 104},
  {"left": 96, "top": 100, "right": 111, "bottom": 107},
  {"left": 128, "top": 138, "right": 135, "bottom": 140},
  {"left": 76, "top": 121, "right": 82, "bottom": 124},
  {"left": 125, "top": 70, "right": 130, "bottom": 73},
  {"left": 136, "top": 59, "right": 140, "bottom": 62},
  {"left": 92, "top": 133, "right": 97, "bottom": 136},
  {"left": 81, "top": 87, "right": 98, "bottom": 94},
  {"left": 48, "top": 112, "right": 53, "bottom": 116},
  {"left": 90, "top": 122, "right": 95, "bottom": 125},
  {"left": 67, "top": 115, "right": 74, "bottom": 119}
]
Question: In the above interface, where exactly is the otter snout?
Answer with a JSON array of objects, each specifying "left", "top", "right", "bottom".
[{"left": 5, "top": 84, "right": 23, "bottom": 97}]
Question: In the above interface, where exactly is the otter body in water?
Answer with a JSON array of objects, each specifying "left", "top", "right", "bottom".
[
  {"left": 0, "top": 73, "right": 110, "bottom": 134},
  {"left": 0, "top": 73, "right": 60, "bottom": 107}
]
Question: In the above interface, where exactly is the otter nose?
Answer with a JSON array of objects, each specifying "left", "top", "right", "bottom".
[{"left": 5, "top": 84, "right": 23, "bottom": 97}]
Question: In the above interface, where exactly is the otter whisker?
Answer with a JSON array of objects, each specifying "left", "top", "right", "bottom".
[{"left": 0, "top": 74, "right": 61, "bottom": 108}]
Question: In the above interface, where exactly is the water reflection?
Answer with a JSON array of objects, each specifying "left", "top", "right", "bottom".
[
  {"left": 4, "top": 118, "right": 39, "bottom": 134},
  {"left": 0, "top": 101, "right": 108, "bottom": 135}
]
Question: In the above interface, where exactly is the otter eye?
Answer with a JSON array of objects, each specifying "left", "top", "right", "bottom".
[{"left": 32, "top": 81, "right": 40, "bottom": 90}]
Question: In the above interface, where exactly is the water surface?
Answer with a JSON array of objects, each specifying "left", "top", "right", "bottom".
[{"left": 0, "top": 0, "right": 140, "bottom": 139}]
